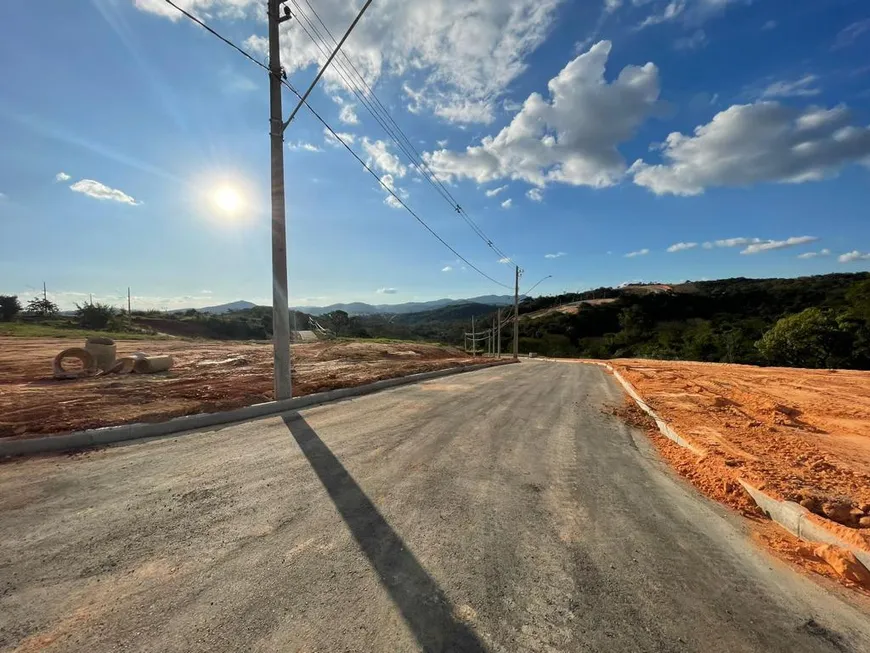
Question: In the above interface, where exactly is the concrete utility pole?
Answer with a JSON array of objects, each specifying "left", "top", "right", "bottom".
[
  {"left": 268, "top": 0, "right": 371, "bottom": 400},
  {"left": 513, "top": 265, "right": 521, "bottom": 360},
  {"left": 471, "top": 315, "right": 475, "bottom": 358},
  {"left": 268, "top": 0, "right": 293, "bottom": 400},
  {"left": 127, "top": 287, "right": 132, "bottom": 315},
  {"left": 43, "top": 282, "right": 47, "bottom": 303}
]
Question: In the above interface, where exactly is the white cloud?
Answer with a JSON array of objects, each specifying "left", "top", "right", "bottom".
[
  {"left": 339, "top": 104, "right": 360, "bottom": 125},
  {"left": 501, "top": 198, "right": 513, "bottom": 209},
  {"left": 604, "top": 0, "right": 623, "bottom": 13},
  {"left": 625, "top": 248, "right": 649, "bottom": 257},
  {"left": 288, "top": 141, "right": 323, "bottom": 152},
  {"left": 832, "top": 19, "right": 870, "bottom": 50},
  {"left": 379, "top": 173, "right": 409, "bottom": 209},
  {"left": 702, "top": 241, "right": 714, "bottom": 249},
  {"left": 362, "top": 138, "right": 407, "bottom": 178},
  {"left": 762, "top": 20, "right": 777, "bottom": 31},
  {"left": 441, "top": 265, "right": 453, "bottom": 272},
  {"left": 498, "top": 257, "right": 512, "bottom": 264},
  {"left": 797, "top": 249, "right": 830, "bottom": 259},
  {"left": 630, "top": 102, "right": 870, "bottom": 195},
  {"left": 761, "top": 75, "right": 820, "bottom": 99},
  {"left": 323, "top": 128, "right": 356, "bottom": 147},
  {"left": 839, "top": 250, "right": 870, "bottom": 263},
  {"left": 526, "top": 188, "right": 544, "bottom": 201},
  {"left": 377, "top": 287, "right": 398, "bottom": 294},
  {"left": 485, "top": 185, "right": 509, "bottom": 197},
  {"left": 714, "top": 237, "right": 758, "bottom": 248},
  {"left": 69, "top": 179, "right": 140, "bottom": 205},
  {"left": 436, "top": 139, "right": 449, "bottom": 148},
  {"left": 425, "top": 41, "right": 660, "bottom": 189},
  {"left": 740, "top": 235, "right": 818, "bottom": 254},
  {"left": 133, "top": 0, "right": 259, "bottom": 20},
  {"left": 674, "top": 29, "right": 706, "bottom": 50},
  {"left": 666, "top": 241, "right": 697, "bottom": 252},
  {"left": 635, "top": 0, "right": 745, "bottom": 30},
  {"left": 544, "top": 251, "right": 566, "bottom": 258},
  {"left": 235, "top": 0, "right": 563, "bottom": 125},
  {"left": 55, "top": 171, "right": 71, "bottom": 182}
]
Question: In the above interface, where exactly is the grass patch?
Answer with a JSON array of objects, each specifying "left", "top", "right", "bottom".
[{"left": 0, "top": 322, "right": 173, "bottom": 340}]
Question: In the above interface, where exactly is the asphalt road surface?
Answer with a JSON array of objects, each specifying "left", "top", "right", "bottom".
[{"left": 2, "top": 362, "right": 869, "bottom": 652}]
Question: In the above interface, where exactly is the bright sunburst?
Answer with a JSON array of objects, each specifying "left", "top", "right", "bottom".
[{"left": 212, "top": 185, "right": 243, "bottom": 215}]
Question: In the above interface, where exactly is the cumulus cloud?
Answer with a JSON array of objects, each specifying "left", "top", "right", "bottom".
[
  {"left": 625, "top": 248, "right": 649, "bottom": 257},
  {"left": 761, "top": 75, "right": 820, "bottom": 99},
  {"left": 666, "top": 241, "right": 697, "bottom": 252},
  {"left": 288, "top": 141, "right": 322, "bottom": 152},
  {"left": 839, "top": 251, "right": 870, "bottom": 263},
  {"left": 339, "top": 104, "right": 360, "bottom": 125},
  {"left": 485, "top": 184, "right": 509, "bottom": 197},
  {"left": 376, "top": 287, "right": 398, "bottom": 294},
  {"left": 501, "top": 198, "right": 513, "bottom": 209},
  {"left": 379, "top": 173, "right": 409, "bottom": 209},
  {"left": 630, "top": 102, "right": 870, "bottom": 195},
  {"left": 441, "top": 265, "right": 453, "bottom": 272},
  {"left": 362, "top": 138, "right": 407, "bottom": 178},
  {"left": 69, "top": 179, "right": 140, "bottom": 205},
  {"left": 741, "top": 236, "right": 818, "bottom": 254},
  {"left": 323, "top": 128, "right": 356, "bottom": 147},
  {"left": 425, "top": 41, "right": 660, "bottom": 189},
  {"left": 544, "top": 251, "right": 566, "bottom": 258},
  {"left": 527, "top": 188, "right": 543, "bottom": 202},
  {"left": 436, "top": 139, "right": 449, "bottom": 148},
  {"left": 233, "top": 0, "right": 563, "bottom": 125},
  {"left": 797, "top": 249, "right": 831, "bottom": 259},
  {"left": 55, "top": 171, "right": 71, "bottom": 182}
]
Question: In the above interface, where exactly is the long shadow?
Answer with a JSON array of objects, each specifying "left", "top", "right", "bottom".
[{"left": 282, "top": 414, "right": 487, "bottom": 653}]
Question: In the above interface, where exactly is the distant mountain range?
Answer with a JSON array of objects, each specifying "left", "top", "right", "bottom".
[
  {"left": 292, "top": 295, "right": 521, "bottom": 316},
  {"left": 191, "top": 295, "right": 521, "bottom": 316}
]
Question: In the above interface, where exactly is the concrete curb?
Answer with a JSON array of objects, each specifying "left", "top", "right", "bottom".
[
  {"left": 739, "top": 480, "right": 870, "bottom": 571},
  {"left": 575, "top": 359, "right": 870, "bottom": 573},
  {"left": 1, "top": 360, "right": 516, "bottom": 457}
]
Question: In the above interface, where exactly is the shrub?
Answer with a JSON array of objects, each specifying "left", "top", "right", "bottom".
[{"left": 0, "top": 295, "right": 21, "bottom": 322}]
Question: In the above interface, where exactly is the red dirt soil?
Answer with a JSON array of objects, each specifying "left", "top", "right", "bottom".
[
  {"left": 0, "top": 337, "right": 486, "bottom": 439},
  {"left": 604, "top": 358, "right": 870, "bottom": 589}
]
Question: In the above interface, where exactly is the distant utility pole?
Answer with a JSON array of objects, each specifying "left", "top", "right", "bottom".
[
  {"left": 496, "top": 308, "right": 501, "bottom": 359},
  {"left": 43, "top": 282, "right": 47, "bottom": 302},
  {"left": 471, "top": 315, "right": 476, "bottom": 358},
  {"left": 127, "top": 287, "right": 132, "bottom": 315},
  {"left": 513, "top": 265, "right": 521, "bottom": 360},
  {"left": 267, "top": 0, "right": 371, "bottom": 400}
]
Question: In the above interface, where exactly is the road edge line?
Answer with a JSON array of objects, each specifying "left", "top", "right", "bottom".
[
  {"left": 1, "top": 360, "right": 516, "bottom": 458},
  {"left": 580, "top": 360, "right": 870, "bottom": 574}
]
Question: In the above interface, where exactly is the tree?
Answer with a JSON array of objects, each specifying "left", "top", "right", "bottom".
[
  {"left": 76, "top": 302, "right": 118, "bottom": 330},
  {"left": 0, "top": 295, "right": 21, "bottom": 322},
  {"left": 756, "top": 308, "right": 850, "bottom": 368},
  {"left": 25, "top": 296, "right": 59, "bottom": 317},
  {"left": 325, "top": 310, "right": 350, "bottom": 336}
]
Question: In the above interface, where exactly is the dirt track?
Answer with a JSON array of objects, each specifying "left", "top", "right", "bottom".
[
  {"left": 0, "top": 338, "right": 479, "bottom": 439},
  {"left": 607, "top": 359, "right": 870, "bottom": 563}
]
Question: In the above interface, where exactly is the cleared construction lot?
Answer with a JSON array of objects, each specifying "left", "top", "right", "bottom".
[
  {"left": 2, "top": 363, "right": 869, "bottom": 652},
  {"left": 0, "top": 337, "right": 479, "bottom": 438}
]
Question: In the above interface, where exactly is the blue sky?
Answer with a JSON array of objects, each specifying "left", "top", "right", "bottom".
[{"left": 1, "top": 0, "right": 869, "bottom": 310}]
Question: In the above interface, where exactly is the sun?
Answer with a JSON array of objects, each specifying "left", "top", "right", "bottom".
[{"left": 212, "top": 185, "right": 243, "bottom": 214}]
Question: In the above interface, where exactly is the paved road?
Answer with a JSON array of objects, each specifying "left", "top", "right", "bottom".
[{"left": 2, "top": 362, "right": 869, "bottom": 652}]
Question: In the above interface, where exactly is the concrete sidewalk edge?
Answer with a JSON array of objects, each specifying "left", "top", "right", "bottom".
[
  {"left": 1, "top": 360, "right": 516, "bottom": 457},
  {"left": 578, "top": 359, "right": 870, "bottom": 573}
]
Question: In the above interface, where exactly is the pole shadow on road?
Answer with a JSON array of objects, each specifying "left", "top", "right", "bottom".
[{"left": 282, "top": 413, "right": 487, "bottom": 653}]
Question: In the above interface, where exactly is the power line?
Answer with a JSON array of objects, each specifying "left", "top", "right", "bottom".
[
  {"left": 159, "top": 0, "right": 511, "bottom": 290},
  {"left": 160, "top": 0, "right": 270, "bottom": 74},
  {"left": 292, "top": 0, "right": 516, "bottom": 265}
]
